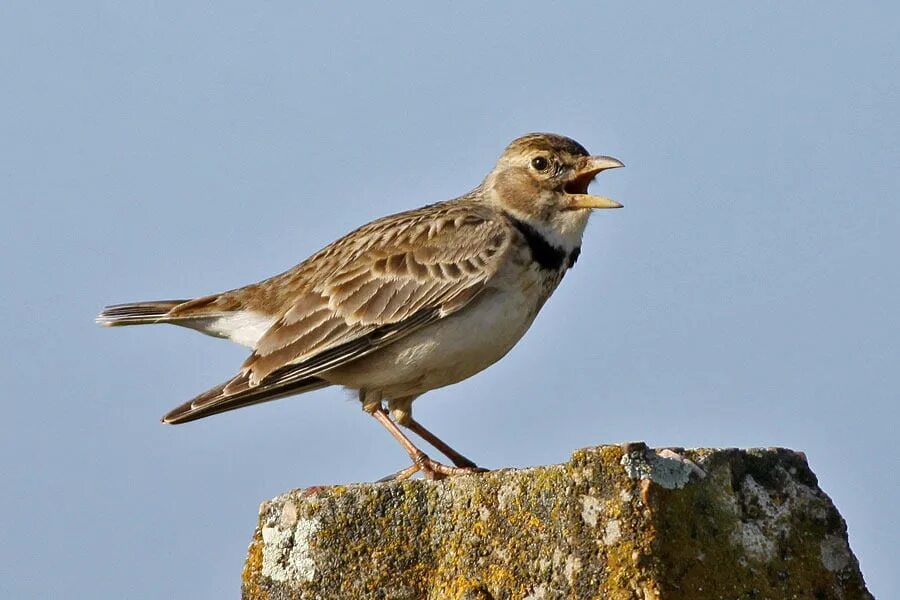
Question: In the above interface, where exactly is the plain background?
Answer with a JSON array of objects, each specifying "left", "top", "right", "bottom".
[{"left": 2, "top": 3, "right": 897, "bottom": 598}]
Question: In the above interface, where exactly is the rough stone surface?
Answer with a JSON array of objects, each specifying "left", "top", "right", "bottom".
[{"left": 242, "top": 444, "right": 872, "bottom": 599}]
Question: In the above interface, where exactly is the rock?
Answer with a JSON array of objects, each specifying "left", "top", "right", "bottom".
[{"left": 242, "top": 444, "right": 872, "bottom": 599}]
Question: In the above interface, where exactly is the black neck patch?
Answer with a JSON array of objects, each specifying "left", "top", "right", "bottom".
[
  {"left": 505, "top": 213, "right": 576, "bottom": 271},
  {"left": 567, "top": 246, "right": 581, "bottom": 269}
]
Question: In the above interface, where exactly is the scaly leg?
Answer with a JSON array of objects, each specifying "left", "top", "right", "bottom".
[
  {"left": 387, "top": 395, "right": 482, "bottom": 469},
  {"left": 360, "top": 390, "right": 482, "bottom": 481}
]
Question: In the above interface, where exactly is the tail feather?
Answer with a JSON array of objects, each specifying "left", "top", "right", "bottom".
[
  {"left": 96, "top": 300, "right": 190, "bottom": 326},
  {"left": 162, "top": 372, "right": 330, "bottom": 424},
  {"left": 101, "top": 294, "right": 332, "bottom": 423}
]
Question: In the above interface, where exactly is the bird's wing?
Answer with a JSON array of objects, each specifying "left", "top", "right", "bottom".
[{"left": 239, "top": 203, "right": 512, "bottom": 387}]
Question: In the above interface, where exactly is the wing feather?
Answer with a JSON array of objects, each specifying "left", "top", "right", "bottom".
[{"left": 243, "top": 204, "right": 511, "bottom": 384}]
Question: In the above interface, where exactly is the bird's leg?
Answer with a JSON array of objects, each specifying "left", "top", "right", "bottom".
[
  {"left": 359, "top": 391, "right": 481, "bottom": 481},
  {"left": 405, "top": 419, "right": 480, "bottom": 469},
  {"left": 369, "top": 408, "right": 481, "bottom": 480},
  {"left": 387, "top": 396, "right": 481, "bottom": 469}
]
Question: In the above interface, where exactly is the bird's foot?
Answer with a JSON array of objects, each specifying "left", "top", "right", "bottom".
[
  {"left": 379, "top": 452, "right": 487, "bottom": 482},
  {"left": 418, "top": 456, "right": 487, "bottom": 480}
]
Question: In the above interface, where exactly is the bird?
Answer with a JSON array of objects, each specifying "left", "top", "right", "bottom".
[{"left": 97, "top": 132, "right": 624, "bottom": 480}]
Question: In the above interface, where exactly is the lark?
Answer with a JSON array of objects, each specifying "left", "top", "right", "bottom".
[{"left": 97, "top": 133, "right": 624, "bottom": 480}]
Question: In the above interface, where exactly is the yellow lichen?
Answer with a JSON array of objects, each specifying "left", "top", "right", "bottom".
[{"left": 241, "top": 528, "right": 265, "bottom": 599}]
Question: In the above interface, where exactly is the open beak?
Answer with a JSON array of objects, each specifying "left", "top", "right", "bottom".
[{"left": 563, "top": 155, "right": 624, "bottom": 210}]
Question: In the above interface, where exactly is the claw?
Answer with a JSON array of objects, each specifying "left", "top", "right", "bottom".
[
  {"left": 378, "top": 454, "right": 487, "bottom": 482},
  {"left": 377, "top": 464, "right": 421, "bottom": 482}
]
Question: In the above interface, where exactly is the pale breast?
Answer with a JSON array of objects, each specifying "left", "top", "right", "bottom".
[{"left": 320, "top": 260, "right": 556, "bottom": 398}]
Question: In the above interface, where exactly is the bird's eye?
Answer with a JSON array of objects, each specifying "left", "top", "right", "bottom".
[{"left": 531, "top": 156, "right": 551, "bottom": 172}]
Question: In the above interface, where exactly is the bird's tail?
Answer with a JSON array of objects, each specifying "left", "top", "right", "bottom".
[{"left": 95, "top": 300, "right": 191, "bottom": 326}]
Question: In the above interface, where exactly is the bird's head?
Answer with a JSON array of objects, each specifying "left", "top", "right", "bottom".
[{"left": 483, "top": 133, "right": 623, "bottom": 248}]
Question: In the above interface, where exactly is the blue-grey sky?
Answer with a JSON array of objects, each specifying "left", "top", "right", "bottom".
[{"left": 2, "top": 3, "right": 897, "bottom": 598}]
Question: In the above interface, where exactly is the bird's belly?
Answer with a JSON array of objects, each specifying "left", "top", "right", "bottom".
[{"left": 321, "top": 286, "right": 542, "bottom": 397}]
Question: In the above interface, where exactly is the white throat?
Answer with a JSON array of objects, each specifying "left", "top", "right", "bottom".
[{"left": 502, "top": 205, "right": 590, "bottom": 253}]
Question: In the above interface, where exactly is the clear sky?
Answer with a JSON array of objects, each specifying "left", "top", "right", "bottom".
[{"left": 2, "top": 3, "right": 897, "bottom": 598}]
